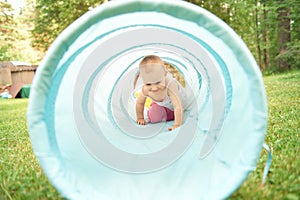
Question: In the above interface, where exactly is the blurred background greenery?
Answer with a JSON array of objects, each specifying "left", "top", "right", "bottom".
[{"left": 1, "top": 0, "right": 299, "bottom": 73}]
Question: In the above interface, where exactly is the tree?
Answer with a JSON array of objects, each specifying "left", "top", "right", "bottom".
[
  {"left": 276, "top": 0, "right": 300, "bottom": 70},
  {"left": 277, "top": 0, "right": 291, "bottom": 70},
  {"left": 32, "top": 0, "right": 106, "bottom": 52},
  {"left": 186, "top": 0, "right": 263, "bottom": 68},
  {"left": 186, "top": 0, "right": 298, "bottom": 71},
  {"left": 0, "top": 1, "right": 20, "bottom": 61},
  {"left": 255, "top": 0, "right": 263, "bottom": 69},
  {"left": 261, "top": 0, "right": 270, "bottom": 70},
  {"left": 1, "top": 0, "right": 296, "bottom": 71}
]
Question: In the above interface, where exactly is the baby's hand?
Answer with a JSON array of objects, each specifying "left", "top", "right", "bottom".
[
  {"left": 168, "top": 124, "right": 180, "bottom": 131},
  {"left": 137, "top": 118, "right": 146, "bottom": 125}
]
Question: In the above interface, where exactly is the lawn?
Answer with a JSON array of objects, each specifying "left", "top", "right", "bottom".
[{"left": 0, "top": 70, "right": 299, "bottom": 199}]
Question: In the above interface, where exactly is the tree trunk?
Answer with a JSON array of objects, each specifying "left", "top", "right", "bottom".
[
  {"left": 277, "top": 2, "right": 291, "bottom": 70},
  {"left": 262, "top": 3, "right": 269, "bottom": 70},
  {"left": 255, "top": 0, "right": 262, "bottom": 70}
]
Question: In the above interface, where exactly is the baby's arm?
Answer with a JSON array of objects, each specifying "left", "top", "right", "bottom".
[
  {"left": 136, "top": 88, "right": 147, "bottom": 125},
  {"left": 168, "top": 82, "right": 183, "bottom": 131}
]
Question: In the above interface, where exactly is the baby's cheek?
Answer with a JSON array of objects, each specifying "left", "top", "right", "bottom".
[
  {"left": 144, "top": 86, "right": 151, "bottom": 91},
  {"left": 161, "top": 86, "right": 167, "bottom": 90},
  {"left": 158, "top": 84, "right": 166, "bottom": 88}
]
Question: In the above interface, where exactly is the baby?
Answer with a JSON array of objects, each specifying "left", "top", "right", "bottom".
[{"left": 135, "top": 55, "right": 186, "bottom": 131}]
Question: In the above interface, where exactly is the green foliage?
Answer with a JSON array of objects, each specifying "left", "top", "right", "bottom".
[
  {"left": 186, "top": 0, "right": 255, "bottom": 65},
  {"left": 1, "top": 0, "right": 299, "bottom": 69},
  {"left": 276, "top": 40, "right": 300, "bottom": 70},
  {"left": 0, "top": 0, "right": 44, "bottom": 63},
  {"left": 0, "top": 1, "right": 21, "bottom": 61},
  {"left": 262, "top": 0, "right": 300, "bottom": 71},
  {"left": 0, "top": 45, "right": 19, "bottom": 61},
  {"left": 279, "top": 0, "right": 300, "bottom": 40},
  {"left": 32, "top": 0, "right": 106, "bottom": 52},
  {"left": 0, "top": 1, "right": 14, "bottom": 28},
  {"left": 187, "top": 0, "right": 299, "bottom": 72}
]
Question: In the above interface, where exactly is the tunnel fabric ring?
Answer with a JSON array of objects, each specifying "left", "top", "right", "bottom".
[{"left": 27, "top": 0, "right": 268, "bottom": 199}]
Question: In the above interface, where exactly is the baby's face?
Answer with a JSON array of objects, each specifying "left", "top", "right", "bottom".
[{"left": 140, "top": 64, "right": 166, "bottom": 92}]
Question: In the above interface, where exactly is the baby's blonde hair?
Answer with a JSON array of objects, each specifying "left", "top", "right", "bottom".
[{"left": 139, "top": 55, "right": 164, "bottom": 66}]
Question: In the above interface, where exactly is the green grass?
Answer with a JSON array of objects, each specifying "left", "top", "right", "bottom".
[
  {"left": 0, "top": 70, "right": 299, "bottom": 199},
  {"left": 0, "top": 99, "right": 61, "bottom": 199},
  {"left": 232, "top": 70, "right": 300, "bottom": 199}
]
